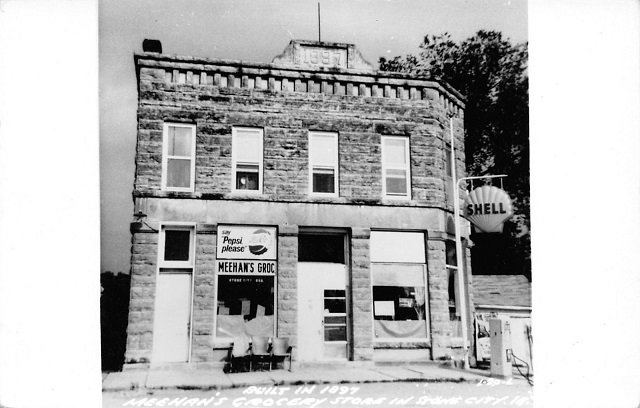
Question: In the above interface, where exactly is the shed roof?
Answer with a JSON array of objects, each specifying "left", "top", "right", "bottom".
[{"left": 472, "top": 275, "right": 531, "bottom": 308}]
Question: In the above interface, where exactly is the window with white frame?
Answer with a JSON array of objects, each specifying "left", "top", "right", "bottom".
[
  {"left": 232, "top": 127, "right": 263, "bottom": 193},
  {"left": 309, "top": 131, "right": 338, "bottom": 196},
  {"left": 446, "top": 241, "right": 463, "bottom": 337},
  {"left": 381, "top": 136, "right": 410, "bottom": 198},
  {"left": 445, "top": 145, "right": 454, "bottom": 206},
  {"left": 370, "top": 231, "right": 428, "bottom": 340},
  {"left": 162, "top": 123, "right": 196, "bottom": 191},
  {"left": 158, "top": 224, "right": 195, "bottom": 271}
]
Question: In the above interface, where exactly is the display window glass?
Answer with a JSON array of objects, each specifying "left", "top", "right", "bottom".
[
  {"left": 370, "top": 231, "right": 428, "bottom": 341},
  {"left": 214, "top": 225, "right": 277, "bottom": 340},
  {"left": 372, "top": 263, "right": 428, "bottom": 340},
  {"left": 215, "top": 275, "right": 274, "bottom": 339}
]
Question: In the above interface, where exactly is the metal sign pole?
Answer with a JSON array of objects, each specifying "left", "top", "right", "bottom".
[
  {"left": 449, "top": 116, "right": 470, "bottom": 369},
  {"left": 450, "top": 117, "right": 509, "bottom": 370}
]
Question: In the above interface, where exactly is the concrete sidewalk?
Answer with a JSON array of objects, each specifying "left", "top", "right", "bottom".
[{"left": 102, "top": 362, "right": 517, "bottom": 392}]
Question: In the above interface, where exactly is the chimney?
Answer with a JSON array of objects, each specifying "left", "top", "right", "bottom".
[{"left": 142, "top": 39, "right": 162, "bottom": 53}]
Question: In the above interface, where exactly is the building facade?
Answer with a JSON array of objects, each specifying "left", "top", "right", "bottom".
[{"left": 124, "top": 39, "right": 474, "bottom": 367}]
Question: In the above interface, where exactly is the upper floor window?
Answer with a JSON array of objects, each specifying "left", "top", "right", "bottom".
[
  {"left": 381, "top": 136, "right": 410, "bottom": 199},
  {"left": 309, "top": 131, "right": 338, "bottom": 196},
  {"left": 445, "top": 145, "right": 454, "bottom": 206},
  {"left": 232, "top": 127, "right": 263, "bottom": 193},
  {"left": 162, "top": 123, "right": 196, "bottom": 192}
]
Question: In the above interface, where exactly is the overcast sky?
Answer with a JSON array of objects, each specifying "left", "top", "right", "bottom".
[{"left": 99, "top": 0, "right": 528, "bottom": 274}]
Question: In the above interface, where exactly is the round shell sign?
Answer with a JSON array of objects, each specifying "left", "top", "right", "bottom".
[{"left": 463, "top": 186, "right": 513, "bottom": 233}]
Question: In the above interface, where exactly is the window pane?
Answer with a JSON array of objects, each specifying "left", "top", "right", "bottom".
[
  {"left": 324, "top": 289, "right": 346, "bottom": 298},
  {"left": 236, "top": 165, "right": 259, "bottom": 190},
  {"left": 446, "top": 241, "right": 457, "bottom": 266},
  {"left": 166, "top": 158, "right": 191, "bottom": 188},
  {"left": 324, "top": 316, "right": 346, "bottom": 325},
  {"left": 370, "top": 232, "right": 426, "bottom": 263},
  {"left": 311, "top": 134, "right": 336, "bottom": 166},
  {"left": 312, "top": 170, "right": 335, "bottom": 193},
  {"left": 371, "top": 264, "right": 424, "bottom": 286},
  {"left": 168, "top": 126, "right": 192, "bottom": 156},
  {"left": 324, "top": 298, "right": 346, "bottom": 313},
  {"left": 298, "top": 234, "right": 345, "bottom": 263},
  {"left": 447, "top": 267, "right": 461, "bottom": 319},
  {"left": 216, "top": 276, "right": 274, "bottom": 338},
  {"left": 385, "top": 170, "right": 407, "bottom": 195},
  {"left": 384, "top": 138, "right": 407, "bottom": 165},
  {"left": 448, "top": 267, "right": 462, "bottom": 337},
  {"left": 164, "top": 230, "right": 191, "bottom": 261},
  {"left": 373, "top": 286, "right": 425, "bottom": 321},
  {"left": 324, "top": 325, "right": 346, "bottom": 341},
  {"left": 235, "top": 131, "right": 261, "bottom": 163}
]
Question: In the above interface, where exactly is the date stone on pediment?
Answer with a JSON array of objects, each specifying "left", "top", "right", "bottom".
[{"left": 272, "top": 40, "right": 374, "bottom": 71}]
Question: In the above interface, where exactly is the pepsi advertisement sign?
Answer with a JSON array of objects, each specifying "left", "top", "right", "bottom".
[{"left": 216, "top": 225, "right": 277, "bottom": 260}]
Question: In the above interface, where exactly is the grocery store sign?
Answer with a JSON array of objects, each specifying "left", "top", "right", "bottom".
[
  {"left": 216, "top": 225, "right": 277, "bottom": 260},
  {"left": 216, "top": 260, "right": 276, "bottom": 276}
]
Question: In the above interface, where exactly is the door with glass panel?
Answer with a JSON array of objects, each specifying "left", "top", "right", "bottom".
[
  {"left": 151, "top": 225, "right": 195, "bottom": 363},
  {"left": 297, "top": 263, "right": 349, "bottom": 361}
]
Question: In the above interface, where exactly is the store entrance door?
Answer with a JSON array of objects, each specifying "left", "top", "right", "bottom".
[
  {"left": 151, "top": 273, "right": 192, "bottom": 363},
  {"left": 297, "top": 262, "right": 349, "bottom": 361}
]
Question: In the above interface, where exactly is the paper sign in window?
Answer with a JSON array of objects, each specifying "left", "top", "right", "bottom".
[{"left": 374, "top": 301, "right": 395, "bottom": 317}]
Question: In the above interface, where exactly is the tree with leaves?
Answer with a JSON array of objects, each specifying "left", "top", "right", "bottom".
[{"left": 380, "top": 30, "right": 530, "bottom": 279}]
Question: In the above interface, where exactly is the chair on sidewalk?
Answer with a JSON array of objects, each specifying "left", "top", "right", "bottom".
[
  {"left": 250, "top": 336, "right": 271, "bottom": 371},
  {"left": 224, "top": 336, "right": 251, "bottom": 373},
  {"left": 270, "top": 337, "right": 292, "bottom": 371}
]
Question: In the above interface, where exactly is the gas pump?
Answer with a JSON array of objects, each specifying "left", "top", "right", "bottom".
[{"left": 489, "top": 317, "right": 512, "bottom": 378}]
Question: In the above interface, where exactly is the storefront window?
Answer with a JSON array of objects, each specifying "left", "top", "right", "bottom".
[
  {"left": 370, "top": 231, "right": 428, "bottom": 340},
  {"left": 215, "top": 275, "right": 274, "bottom": 338},
  {"left": 214, "top": 225, "right": 277, "bottom": 339},
  {"left": 372, "top": 264, "right": 427, "bottom": 339}
]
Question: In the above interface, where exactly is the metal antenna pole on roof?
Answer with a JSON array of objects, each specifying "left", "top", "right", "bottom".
[{"left": 318, "top": 3, "right": 321, "bottom": 42}]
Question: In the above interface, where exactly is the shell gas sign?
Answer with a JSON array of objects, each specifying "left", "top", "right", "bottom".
[{"left": 463, "top": 186, "right": 513, "bottom": 233}]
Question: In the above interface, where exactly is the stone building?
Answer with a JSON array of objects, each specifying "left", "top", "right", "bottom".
[{"left": 124, "top": 39, "right": 473, "bottom": 368}]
